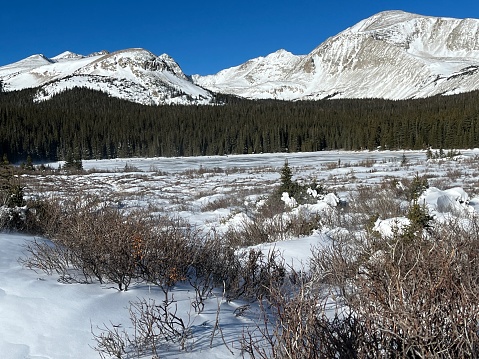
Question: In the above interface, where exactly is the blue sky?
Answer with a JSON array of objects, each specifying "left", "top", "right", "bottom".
[{"left": 2, "top": 0, "right": 479, "bottom": 75}]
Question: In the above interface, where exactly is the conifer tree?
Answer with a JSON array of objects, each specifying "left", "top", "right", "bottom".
[
  {"left": 279, "top": 160, "right": 295, "bottom": 195},
  {"left": 63, "top": 152, "right": 83, "bottom": 171},
  {"left": 0, "top": 157, "right": 24, "bottom": 208}
]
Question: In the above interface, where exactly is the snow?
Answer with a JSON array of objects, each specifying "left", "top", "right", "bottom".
[
  {"left": 0, "top": 49, "right": 214, "bottom": 106},
  {"left": 3, "top": 11, "right": 479, "bottom": 104},
  {"left": 3, "top": 149, "right": 479, "bottom": 358},
  {"left": 419, "top": 186, "right": 473, "bottom": 217},
  {"left": 374, "top": 217, "right": 411, "bottom": 237},
  {"left": 193, "top": 11, "right": 479, "bottom": 101}
]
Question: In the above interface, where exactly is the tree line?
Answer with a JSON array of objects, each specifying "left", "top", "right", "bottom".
[{"left": 1, "top": 87, "right": 479, "bottom": 162}]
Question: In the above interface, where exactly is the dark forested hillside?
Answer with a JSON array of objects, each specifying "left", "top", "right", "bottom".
[{"left": 1, "top": 87, "right": 479, "bottom": 162}]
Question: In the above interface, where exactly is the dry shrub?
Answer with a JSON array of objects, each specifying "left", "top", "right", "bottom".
[
  {"left": 20, "top": 194, "right": 288, "bottom": 303},
  {"left": 233, "top": 249, "right": 286, "bottom": 301},
  {"left": 243, "top": 216, "right": 479, "bottom": 358},
  {"left": 22, "top": 196, "right": 150, "bottom": 290},
  {"left": 22, "top": 197, "right": 63, "bottom": 235},
  {"left": 348, "top": 182, "right": 406, "bottom": 225},
  {"left": 241, "top": 265, "right": 358, "bottom": 359},
  {"left": 224, "top": 206, "right": 321, "bottom": 248},
  {"left": 309, "top": 217, "right": 479, "bottom": 357},
  {"left": 200, "top": 194, "right": 242, "bottom": 212},
  {"left": 137, "top": 216, "right": 198, "bottom": 292},
  {"left": 224, "top": 214, "right": 288, "bottom": 247},
  {"left": 20, "top": 196, "right": 198, "bottom": 292},
  {"left": 188, "top": 231, "right": 240, "bottom": 311},
  {"left": 93, "top": 295, "right": 195, "bottom": 358}
]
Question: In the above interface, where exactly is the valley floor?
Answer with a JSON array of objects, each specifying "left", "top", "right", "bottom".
[{"left": 2, "top": 149, "right": 479, "bottom": 358}]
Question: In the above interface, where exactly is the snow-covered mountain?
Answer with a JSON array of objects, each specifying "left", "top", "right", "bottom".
[
  {"left": 193, "top": 11, "right": 479, "bottom": 100},
  {"left": 3, "top": 11, "right": 479, "bottom": 104},
  {"left": 0, "top": 48, "right": 214, "bottom": 105}
]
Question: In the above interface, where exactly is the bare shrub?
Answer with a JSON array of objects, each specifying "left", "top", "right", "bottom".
[
  {"left": 244, "top": 214, "right": 479, "bottom": 358},
  {"left": 241, "top": 270, "right": 358, "bottom": 359},
  {"left": 22, "top": 197, "right": 64, "bottom": 235},
  {"left": 200, "top": 194, "right": 242, "bottom": 212},
  {"left": 285, "top": 209, "right": 322, "bottom": 237},
  {"left": 20, "top": 238, "right": 73, "bottom": 281},
  {"left": 224, "top": 205, "right": 321, "bottom": 248},
  {"left": 324, "top": 161, "right": 340, "bottom": 170},
  {"left": 188, "top": 231, "right": 239, "bottom": 312},
  {"left": 21, "top": 196, "right": 151, "bottom": 290},
  {"left": 93, "top": 295, "right": 194, "bottom": 358},
  {"left": 224, "top": 248, "right": 285, "bottom": 302},
  {"left": 356, "top": 158, "right": 376, "bottom": 167},
  {"left": 136, "top": 216, "right": 198, "bottom": 292},
  {"left": 348, "top": 182, "right": 406, "bottom": 224},
  {"left": 224, "top": 214, "right": 288, "bottom": 247},
  {"left": 309, "top": 216, "right": 479, "bottom": 357}
]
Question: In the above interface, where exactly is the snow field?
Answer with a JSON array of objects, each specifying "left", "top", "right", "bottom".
[{"left": 2, "top": 149, "right": 479, "bottom": 358}]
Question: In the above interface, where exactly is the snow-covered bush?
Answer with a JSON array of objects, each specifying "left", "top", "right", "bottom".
[{"left": 273, "top": 160, "right": 327, "bottom": 208}]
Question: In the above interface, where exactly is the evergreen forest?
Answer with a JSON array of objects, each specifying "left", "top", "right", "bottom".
[{"left": 1, "top": 87, "right": 479, "bottom": 162}]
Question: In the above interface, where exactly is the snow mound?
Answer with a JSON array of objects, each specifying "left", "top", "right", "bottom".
[
  {"left": 419, "top": 187, "right": 471, "bottom": 214},
  {"left": 373, "top": 217, "right": 411, "bottom": 237}
]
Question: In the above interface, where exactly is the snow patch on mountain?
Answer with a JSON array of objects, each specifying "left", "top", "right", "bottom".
[
  {"left": 0, "top": 48, "right": 215, "bottom": 105},
  {"left": 193, "top": 10, "right": 479, "bottom": 101},
  {"left": 3, "top": 11, "right": 479, "bottom": 104},
  {"left": 51, "top": 51, "right": 85, "bottom": 61}
]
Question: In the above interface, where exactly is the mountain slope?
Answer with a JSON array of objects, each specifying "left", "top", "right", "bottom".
[
  {"left": 3, "top": 11, "right": 479, "bottom": 103},
  {"left": 193, "top": 11, "right": 479, "bottom": 100},
  {"left": 0, "top": 49, "right": 214, "bottom": 105}
]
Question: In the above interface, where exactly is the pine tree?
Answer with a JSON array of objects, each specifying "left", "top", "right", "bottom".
[
  {"left": 0, "top": 159, "right": 24, "bottom": 208},
  {"left": 279, "top": 160, "right": 295, "bottom": 195},
  {"left": 64, "top": 152, "right": 83, "bottom": 171},
  {"left": 21, "top": 155, "right": 35, "bottom": 171},
  {"left": 405, "top": 199, "right": 433, "bottom": 239}
]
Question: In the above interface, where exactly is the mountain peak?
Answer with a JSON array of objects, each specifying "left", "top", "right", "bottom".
[
  {"left": 348, "top": 10, "right": 423, "bottom": 33},
  {"left": 29, "top": 54, "right": 54, "bottom": 62},
  {"left": 157, "top": 53, "right": 186, "bottom": 79},
  {"left": 194, "top": 11, "right": 479, "bottom": 101},
  {"left": 3, "top": 11, "right": 479, "bottom": 104},
  {"left": 87, "top": 50, "right": 109, "bottom": 57},
  {"left": 52, "top": 51, "right": 84, "bottom": 61},
  {"left": 0, "top": 48, "right": 214, "bottom": 105},
  {"left": 266, "top": 49, "right": 297, "bottom": 59}
]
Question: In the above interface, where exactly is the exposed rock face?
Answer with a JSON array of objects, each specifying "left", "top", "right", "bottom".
[
  {"left": 193, "top": 11, "right": 479, "bottom": 101},
  {"left": 0, "top": 48, "right": 214, "bottom": 105}
]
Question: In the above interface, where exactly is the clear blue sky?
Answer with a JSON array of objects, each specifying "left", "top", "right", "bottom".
[{"left": 2, "top": 0, "right": 479, "bottom": 75}]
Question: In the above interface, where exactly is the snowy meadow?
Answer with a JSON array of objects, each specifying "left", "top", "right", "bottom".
[{"left": 2, "top": 149, "right": 479, "bottom": 358}]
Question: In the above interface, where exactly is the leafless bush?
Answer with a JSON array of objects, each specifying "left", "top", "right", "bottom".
[
  {"left": 241, "top": 271, "right": 358, "bottom": 359},
  {"left": 224, "top": 206, "right": 321, "bottom": 248},
  {"left": 224, "top": 215, "right": 288, "bottom": 247},
  {"left": 22, "top": 197, "right": 64, "bottom": 235},
  {"left": 200, "top": 194, "right": 242, "bottom": 212},
  {"left": 19, "top": 238, "right": 74, "bottom": 281},
  {"left": 242, "top": 214, "right": 479, "bottom": 358},
  {"left": 122, "top": 163, "right": 143, "bottom": 172},
  {"left": 136, "top": 216, "right": 198, "bottom": 293},
  {"left": 308, "top": 217, "right": 479, "bottom": 357},
  {"left": 348, "top": 183, "right": 406, "bottom": 222},
  {"left": 356, "top": 158, "right": 377, "bottom": 168},
  {"left": 93, "top": 295, "right": 194, "bottom": 358},
  {"left": 324, "top": 161, "right": 340, "bottom": 170},
  {"left": 188, "top": 231, "right": 239, "bottom": 312},
  {"left": 232, "top": 248, "right": 287, "bottom": 301},
  {"left": 21, "top": 197, "right": 149, "bottom": 290}
]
